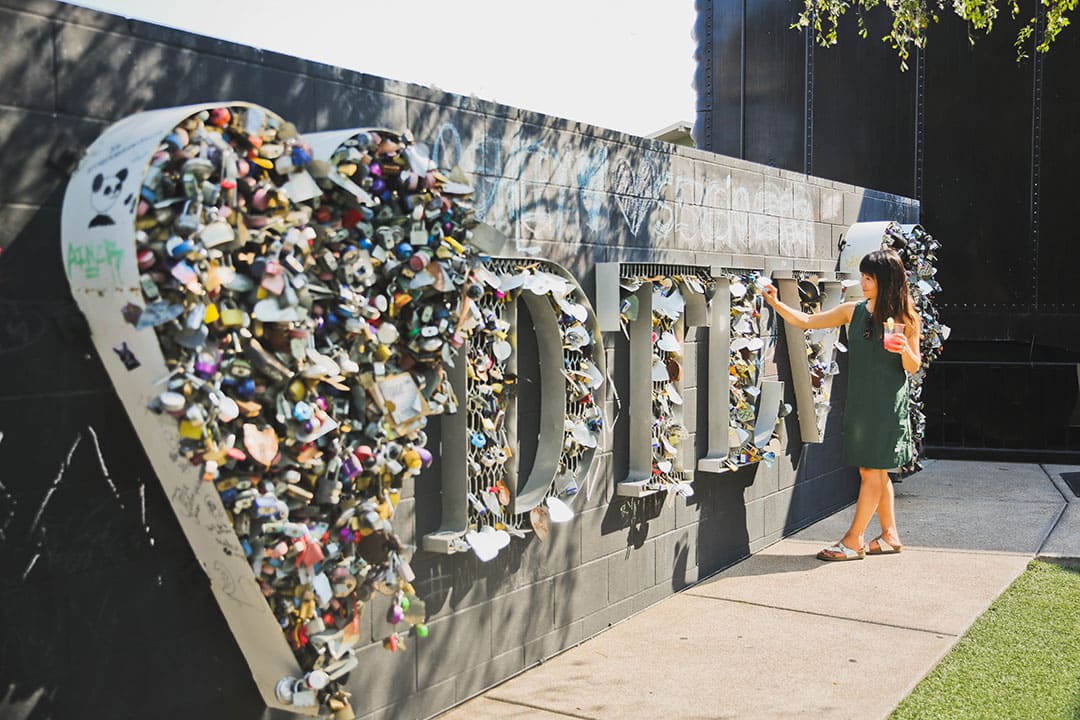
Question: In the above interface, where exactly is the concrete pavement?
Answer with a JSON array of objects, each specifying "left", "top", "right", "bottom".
[
  {"left": 1039, "top": 464, "right": 1080, "bottom": 566},
  {"left": 435, "top": 460, "right": 1075, "bottom": 720}
]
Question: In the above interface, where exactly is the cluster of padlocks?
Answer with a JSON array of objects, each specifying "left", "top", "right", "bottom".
[
  {"left": 132, "top": 106, "right": 483, "bottom": 715},
  {"left": 725, "top": 271, "right": 784, "bottom": 468},
  {"left": 618, "top": 272, "right": 710, "bottom": 494},
  {"left": 615, "top": 268, "right": 785, "bottom": 486},
  {"left": 459, "top": 261, "right": 602, "bottom": 556},
  {"left": 794, "top": 272, "right": 846, "bottom": 437},
  {"left": 883, "top": 222, "right": 949, "bottom": 473}
]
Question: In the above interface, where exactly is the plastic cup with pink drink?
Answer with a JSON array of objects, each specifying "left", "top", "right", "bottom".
[{"left": 884, "top": 320, "right": 906, "bottom": 351}]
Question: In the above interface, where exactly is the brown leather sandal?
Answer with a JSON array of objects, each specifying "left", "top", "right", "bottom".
[
  {"left": 816, "top": 541, "right": 865, "bottom": 561},
  {"left": 866, "top": 536, "right": 903, "bottom": 555}
]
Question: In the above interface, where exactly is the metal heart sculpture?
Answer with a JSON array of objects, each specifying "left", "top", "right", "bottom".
[{"left": 61, "top": 103, "right": 481, "bottom": 717}]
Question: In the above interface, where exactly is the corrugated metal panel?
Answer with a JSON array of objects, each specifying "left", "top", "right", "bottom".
[
  {"left": 809, "top": 7, "right": 917, "bottom": 196},
  {"left": 743, "top": 0, "right": 805, "bottom": 170},
  {"left": 922, "top": 11, "right": 1035, "bottom": 311}
]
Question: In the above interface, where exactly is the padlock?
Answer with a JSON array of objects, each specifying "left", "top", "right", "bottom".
[
  {"left": 174, "top": 199, "right": 202, "bottom": 238},
  {"left": 219, "top": 300, "right": 246, "bottom": 328}
]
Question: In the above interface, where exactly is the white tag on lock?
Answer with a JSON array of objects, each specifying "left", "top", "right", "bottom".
[
  {"left": 665, "top": 383, "right": 683, "bottom": 405},
  {"left": 253, "top": 299, "right": 300, "bottom": 323},
  {"left": 656, "top": 331, "right": 681, "bottom": 353},
  {"left": 199, "top": 220, "right": 235, "bottom": 248},
  {"left": 545, "top": 496, "right": 574, "bottom": 523},
  {"left": 465, "top": 529, "right": 499, "bottom": 562},
  {"left": 492, "top": 340, "right": 512, "bottom": 362},
  {"left": 651, "top": 356, "right": 670, "bottom": 382},
  {"left": 283, "top": 170, "right": 322, "bottom": 204}
]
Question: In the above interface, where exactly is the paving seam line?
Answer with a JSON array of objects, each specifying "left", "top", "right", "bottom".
[
  {"left": 1035, "top": 464, "right": 1071, "bottom": 558},
  {"left": 681, "top": 593, "right": 960, "bottom": 638},
  {"left": 894, "top": 494, "right": 1065, "bottom": 505},
  {"left": 481, "top": 695, "right": 598, "bottom": 720},
  {"left": 1038, "top": 464, "right": 1078, "bottom": 503}
]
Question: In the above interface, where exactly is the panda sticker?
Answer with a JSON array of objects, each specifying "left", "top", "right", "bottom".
[{"left": 88, "top": 167, "right": 133, "bottom": 228}]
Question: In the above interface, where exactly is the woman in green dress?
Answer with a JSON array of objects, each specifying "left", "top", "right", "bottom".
[{"left": 762, "top": 249, "right": 922, "bottom": 561}]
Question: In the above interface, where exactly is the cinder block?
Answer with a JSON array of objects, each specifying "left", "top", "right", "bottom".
[
  {"left": 553, "top": 560, "right": 607, "bottom": 627},
  {"left": 369, "top": 587, "right": 400, "bottom": 644},
  {"left": 519, "top": 181, "right": 584, "bottom": 245},
  {"left": 779, "top": 218, "right": 811, "bottom": 257},
  {"left": 674, "top": 492, "right": 702, "bottom": 528},
  {"left": 578, "top": 505, "right": 632, "bottom": 563},
  {"left": 744, "top": 459, "right": 780, "bottom": 502},
  {"left": 494, "top": 120, "right": 567, "bottom": 186},
  {"left": 417, "top": 603, "right": 492, "bottom": 688},
  {"left": 0, "top": 8, "right": 53, "bottom": 111},
  {"left": 749, "top": 530, "right": 783, "bottom": 554},
  {"left": 812, "top": 222, "right": 836, "bottom": 260},
  {"left": 633, "top": 580, "right": 675, "bottom": 612},
  {"left": 819, "top": 187, "right": 845, "bottom": 225},
  {"left": 453, "top": 648, "right": 525, "bottom": 704},
  {"left": 721, "top": 209, "right": 751, "bottom": 253},
  {"left": 512, "top": 504, "right": 584, "bottom": 583},
  {"left": 0, "top": 204, "right": 45, "bottom": 252},
  {"left": 490, "top": 580, "right": 555, "bottom": 656},
  {"left": 345, "top": 635, "right": 417, "bottom": 712},
  {"left": 778, "top": 445, "right": 804, "bottom": 490},
  {"left": 0, "top": 111, "right": 101, "bottom": 206},
  {"left": 653, "top": 528, "right": 698, "bottom": 589},
  {"left": 364, "top": 678, "right": 455, "bottom": 720},
  {"left": 311, "top": 80, "right": 407, "bottom": 133},
  {"left": 747, "top": 214, "right": 780, "bottom": 256},
  {"left": 581, "top": 592, "right": 636, "bottom": 639},
  {"left": 793, "top": 183, "right": 819, "bottom": 222},
  {"left": 606, "top": 542, "right": 657, "bottom": 603},
  {"left": 697, "top": 162, "right": 733, "bottom": 210},
  {"left": 390, "top": 496, "right": 415, "bottom": 549},
  {"left": 745, "top": 496, "right": 766, "bottom": 542},
  {"left": 730, "top": 168, "right": 765, "bottom": 213},
  {"left": 674, "top": 201, "right": 706, "bottom": 249},
  {"left": 843, "top": 191, "right": 867, "bottom": 225},
  {"left": 651, "top": 495, "right": 677, "bottom": 537},
  {"left": 671, "top": 154, "right": 698, "bottom": 203},
  {"left": 523, "top": 620, "right": 583, "bottom": 666},
  {"left": 472, "top": 173, "right": 520, "bottom": 237},
  {"left": 434, "top": 549, "right": 501, "bottom": 615},
  {"left": 406, "top": 557, "right": 455, "bottom": 626},
  {"left": 763, "top": 486, "right": 795, "bottom": 534},
  {"left": 579, "top": 452, "right": 616, "bottom": 512},
  {"left": 763, "top": 176, "right": 794, "bottom": 218},
  {"left": 407, "top": 103, "right": 486, "bottom": 175},
  {"left": 664, "top": 210, "right": 693, "bottom": 252}
]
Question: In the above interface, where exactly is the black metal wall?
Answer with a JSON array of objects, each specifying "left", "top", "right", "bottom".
[{"left": 695, "top": 0, "right": 1080, "bottom": 457}]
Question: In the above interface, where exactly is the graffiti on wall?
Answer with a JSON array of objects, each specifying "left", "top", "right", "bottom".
[{"left": 425, "top": 116, "right": 765, "bottom": 256}]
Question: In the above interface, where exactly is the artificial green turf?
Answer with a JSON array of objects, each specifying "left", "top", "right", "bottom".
[{"left": 891, "top": 560, "right": 1080, "bottom": 720}]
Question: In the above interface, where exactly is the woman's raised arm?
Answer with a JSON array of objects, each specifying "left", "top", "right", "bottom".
[{"left": 761, "top": 284, "right": 856, "bottom": 330}]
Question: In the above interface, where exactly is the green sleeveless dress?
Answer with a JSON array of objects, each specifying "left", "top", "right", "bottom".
[{"left": 842, "top": 300, "right": 913, "bottom": 469}]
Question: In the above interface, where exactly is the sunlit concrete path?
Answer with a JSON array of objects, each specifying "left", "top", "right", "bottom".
[{"left": 435, "top": 460, "right": 1073, "bottom": 720}]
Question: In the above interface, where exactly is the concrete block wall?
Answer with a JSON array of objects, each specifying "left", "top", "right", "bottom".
[{"left": 0, "top": 2, "right": 918, "bottom": 719}]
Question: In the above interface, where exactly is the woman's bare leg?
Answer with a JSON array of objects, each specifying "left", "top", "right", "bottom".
[
  {"left": 838, "top": 467, "right": 888, "bottom": 550},
  {"left": 869, "top": 471, "right": 902, "bottom": 551}
]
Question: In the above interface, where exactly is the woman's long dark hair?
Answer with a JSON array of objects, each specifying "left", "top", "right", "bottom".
[{"left": 859, "top": 249, "right": 916, "bottom": 338}]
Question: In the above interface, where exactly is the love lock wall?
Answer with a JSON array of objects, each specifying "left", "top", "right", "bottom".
[{"left": 0, "top": 3, "right": 920, "bottom": 720}]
